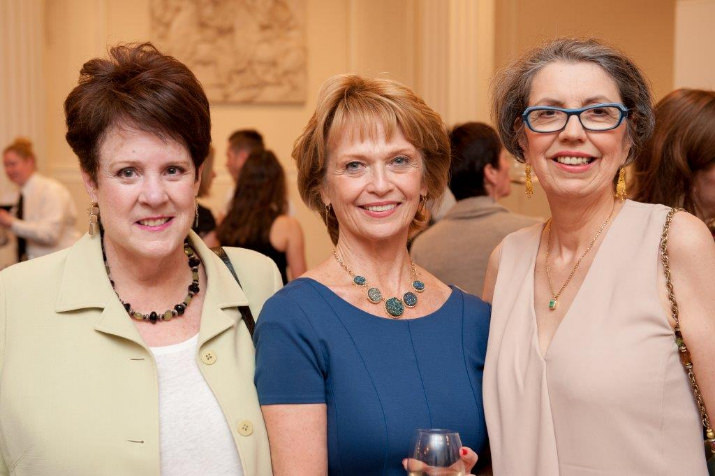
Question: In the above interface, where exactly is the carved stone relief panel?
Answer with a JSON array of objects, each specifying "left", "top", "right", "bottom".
[{"left": 151, "top": 0, "right": 307, "bottom": 103}]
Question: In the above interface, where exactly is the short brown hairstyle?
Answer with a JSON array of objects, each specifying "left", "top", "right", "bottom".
[
  {"left": 64, "top": 42, "right": 211, "bottom": 183},
  {"left": 632, "top": 88, "right": 715, "bottom": 215},
  {"left": 492, "top": 38, "right": 654, "bottom": 163},
  {"left": 293, "top": 74, "right": 450, "bottom": 244}
]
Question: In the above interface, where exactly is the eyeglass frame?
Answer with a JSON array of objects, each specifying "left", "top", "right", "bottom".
[{"left": 521, "top": 103, "right": 630, "bottom": 133}]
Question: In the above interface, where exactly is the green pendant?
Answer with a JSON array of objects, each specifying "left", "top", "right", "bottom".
[
  {"left": 548, "top": 298, "right": 558, "bottom": 310},
  {"left": 385, "top": 297, "right": 404, "bottom": 318}
]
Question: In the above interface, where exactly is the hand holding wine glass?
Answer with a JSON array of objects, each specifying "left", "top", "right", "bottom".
[{"left": 404, "top": 429, "right": 477, "bottom": 475}]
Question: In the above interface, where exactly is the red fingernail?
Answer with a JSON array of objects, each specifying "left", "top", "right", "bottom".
[{"left": 461, "top": 448, "right": 468, "bottom": 456}]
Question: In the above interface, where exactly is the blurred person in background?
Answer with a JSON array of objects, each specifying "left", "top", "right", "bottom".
[
  {"left": 0, "top": 137, "right": 79, "bottom": 261},
  {"left": 217, "top": 149, "right": 306, "bottom": 283},
  {"left": 222, "top": 129, "right": 265, "bottom": 218},
  {"left": 193, "top": 145, "right": 219, "bottom": 247},
  {"left": 411, "top": 122, "right": 539, "bottom": 297},
  {"left": 632, "top": 88, "right": 715, "bottom": 239}
]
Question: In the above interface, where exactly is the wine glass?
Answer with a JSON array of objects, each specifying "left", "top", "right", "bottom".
[{"left": 406, "top": 429, "right": 465, "bottom": 476}]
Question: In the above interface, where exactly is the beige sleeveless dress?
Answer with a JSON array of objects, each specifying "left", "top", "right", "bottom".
[{"left": 484, "top": 200, "right": 707, "bottom": 475}]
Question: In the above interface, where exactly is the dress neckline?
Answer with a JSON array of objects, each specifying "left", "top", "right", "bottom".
[{"left": 531, "top": 200, "right": 632, "bottom": 359}]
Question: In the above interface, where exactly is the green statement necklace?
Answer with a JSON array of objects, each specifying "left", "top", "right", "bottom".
[{"left": 333, "top": 249, "right": 425, "bottom": 318}]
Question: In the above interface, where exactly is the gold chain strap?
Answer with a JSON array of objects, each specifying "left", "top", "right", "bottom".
[{"left": 659, "top": 208, "right": 714, "bottom": 438}]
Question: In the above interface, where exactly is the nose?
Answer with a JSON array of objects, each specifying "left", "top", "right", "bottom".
[
  {"left": 138, "top": 174, "right": 169, "bottom": 207},
  {"left": 366, "top": 164, "right": 393, "bottom": 195},
  {"left": 559, "top": 114, "right": 587, "bottom": 141}
]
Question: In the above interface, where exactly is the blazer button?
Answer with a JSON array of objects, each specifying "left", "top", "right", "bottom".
[
  {"left": 201, "top": 350, "right": 217, "bottom": 365},
  {"left": 237, "top": 420, "right": 254, "bottom": 436}
]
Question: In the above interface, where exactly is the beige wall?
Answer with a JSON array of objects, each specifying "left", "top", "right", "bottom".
[
  {"left": 11, "top": 0, "right": 693, "bottom": 267},
  {"left": 675, "top": 0, "right": 715, "bottom": 89},
  {"left": 43, "top": 0, "right": 355, "bottom": 267},
  {"left": 39, "top": 0, "right": 495, "bottom": 268}
]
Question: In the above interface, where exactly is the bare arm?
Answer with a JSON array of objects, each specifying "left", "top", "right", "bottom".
[
  {"left": 271, "top": 216, "right": 307, "bottom": 280},
  {"left": 261, "top": 403, "right": 328, "bottom": 476},
  {"left": 285, "top": 217, "right": 307, "bottom": 279},
  {"left": 665, "top": 212, "right": 715, "bottom": 414},
  {"left": 481, "top": 242, "right": 503, "bottom": 304}
]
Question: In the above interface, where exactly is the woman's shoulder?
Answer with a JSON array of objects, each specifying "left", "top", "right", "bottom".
[
  {"left": 271, "top": 214, "right": 302, "bottom": 234},
  {"left": 260, "top": 278, "right": 322, "bottom": 317},
  {"left": 453, "top": 287, "right": 491, "bottom": 320}
]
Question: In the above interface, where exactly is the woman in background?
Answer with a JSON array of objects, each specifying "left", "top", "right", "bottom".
[
  {"left": 632, "top": 88, "right": 715, "bottom": 238},
  {"left": 193, "top": 145, "right": 219, "bottom": 247},
  {"left": 217, "top": 149, "right": 306, "bottom": 283}
]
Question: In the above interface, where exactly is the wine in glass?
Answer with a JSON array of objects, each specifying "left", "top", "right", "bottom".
[{"left": 406, "top": 428, "right": 465, "bottom": 476}]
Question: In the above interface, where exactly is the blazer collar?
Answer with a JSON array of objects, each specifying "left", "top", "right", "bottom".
[{"left": 54, "top": 232, "right": 250, "bottom": 345}]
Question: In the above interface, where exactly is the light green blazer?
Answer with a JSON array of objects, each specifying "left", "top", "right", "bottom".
[{"left": 0, "top": 232, "right": 281, "bottom": 475}]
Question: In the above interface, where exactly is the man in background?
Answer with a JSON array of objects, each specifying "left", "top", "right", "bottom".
[
  {"left": 411, "top": 122, "right": 539, "bottom": 297},
  {"left": 0, "top": 137, "right": 79, "bottom": 261},
  {"left": 223, "top": 129, "right": 265, "bottom": 216}
]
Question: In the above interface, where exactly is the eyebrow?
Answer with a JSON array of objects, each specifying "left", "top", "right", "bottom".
[
  {"left": 530, "top": 96, "right": 617, "bottom": 107},
  {"left": 337, "top": 147, "right": 417, "bottom": 160}
]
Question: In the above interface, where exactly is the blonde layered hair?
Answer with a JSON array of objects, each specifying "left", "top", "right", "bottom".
[{"left": 293, "top": 74, "right": 450, "bottom": 244}]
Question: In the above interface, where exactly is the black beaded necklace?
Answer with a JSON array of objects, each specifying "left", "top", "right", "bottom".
[{"left": 101, "top": 231, "right": 201, "bottom": 324}]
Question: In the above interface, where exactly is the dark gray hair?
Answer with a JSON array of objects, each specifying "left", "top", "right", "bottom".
[{"left": 492, "top": 38, "right": 654, "bottom": 163}]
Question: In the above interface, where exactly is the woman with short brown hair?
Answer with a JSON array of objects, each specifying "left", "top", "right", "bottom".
[{"left": 0, "top": 43, "right": 279, "bottom": 475}]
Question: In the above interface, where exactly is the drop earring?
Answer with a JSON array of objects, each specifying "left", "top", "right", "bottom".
[
  {"left": 88, "top": 202, "right": 100, "bottom": 236},
  {"left": 524, "top": 164, "right": 534, "bottom": 199},
  {"left": 615, "top": 167, "right": 627, "bottom": 201},
  {"left": 194, "top": 199, "right": 200, "bottom": 228}
]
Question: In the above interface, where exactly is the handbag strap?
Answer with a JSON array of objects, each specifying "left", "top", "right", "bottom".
[
  {"left": 212, "top": 246, "right": 256, "bottom": 337},
  {"left": 659, "top": 207, "right": 714, "bottom": 440}
]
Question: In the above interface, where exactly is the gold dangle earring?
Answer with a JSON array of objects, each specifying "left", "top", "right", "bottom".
[
  {"left": 88, "top": 202, "right": 100, "bottom": 236},
  {"left": 615, "top": 167, "right": 627, "bottom": 201},
  {"left": 524, "top": 164, "right": 534, "bottom": 199},
  {"left": 323, "top": 203, "right": 333, "bottom": 223},
  {"left": 194, "top": 199, "right": 199, "bottom": 228}
]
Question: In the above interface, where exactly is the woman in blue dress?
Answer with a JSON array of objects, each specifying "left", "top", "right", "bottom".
[{"left": 254, "top": 74, "right": 490, "bottom": 475}]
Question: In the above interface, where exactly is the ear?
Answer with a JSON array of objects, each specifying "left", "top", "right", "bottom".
[
  {"left": 80, "top": 170, "right": 98, "bottom": 202},
  {"left": 194, "top": 162, "right": 205, "bottom": 195},
  {"left": 483, "top": 163, "right": 498, "bottom": 186},
  {"left": 623, "top": 133, "right": 634, "bottom": 165},
  {"left": 319, "top": 186, "right": 331, "bottom": 208}
]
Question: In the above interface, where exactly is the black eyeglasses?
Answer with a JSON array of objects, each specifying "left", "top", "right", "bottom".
[{"left": 522, "top": 103, "right": 629, "bottom": 133}]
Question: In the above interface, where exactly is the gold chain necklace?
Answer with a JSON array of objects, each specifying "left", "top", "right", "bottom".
[
  {"left": 544, "top": 203, "right": 615, "bottom": 311},
  {"left": 332, "top": 249, "right": 425, "bottom": 318}
]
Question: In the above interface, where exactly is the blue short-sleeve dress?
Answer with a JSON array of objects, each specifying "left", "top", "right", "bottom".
[{"left": 254, "top": 278, "right": 490, "bottom": 475}]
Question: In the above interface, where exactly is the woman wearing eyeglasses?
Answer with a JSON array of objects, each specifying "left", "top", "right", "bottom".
[{"left": 482, "top": 38, "right": 715, "bottom": 475}]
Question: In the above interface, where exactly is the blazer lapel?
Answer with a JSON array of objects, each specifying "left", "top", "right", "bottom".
[
  {"left": 191, "top": 234, "right": 251, "bottom": 346},
  {"left": 54, "top": 233, "right": 147, "bottom": 346}
]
